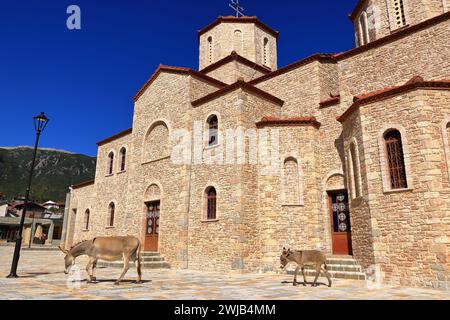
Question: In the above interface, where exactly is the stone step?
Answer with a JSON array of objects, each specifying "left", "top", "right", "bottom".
[
  {"left": 326, "top": 258, "right": 359, "bottom": 266},
  {"left": 142, "top": 256, "right": 165, "bottom": 262},
  {"left": 97, "top": 261, "right": 170, "bottom": 269},
  {"left": 141, "top": 252, "right": 161, "bottom": 257},
  {"left": 288, "top": 269, "right": 366, "bottom": 281},
  {"left": 304, "top": 264, "right": 362, "bottom": 273}
]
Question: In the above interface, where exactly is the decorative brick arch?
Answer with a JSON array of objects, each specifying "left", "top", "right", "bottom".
[
  {"left": 142, "top": 119, "right": 171, "bottom": 163},
  {"left": 377, "top": 124, "right": 413, "bottom": 192},
  {"left": 144, "top": 182, "right": 163, "bottom": 202},
  {"left": 325, "top": 172, "right": 346, "bottom": 192}
]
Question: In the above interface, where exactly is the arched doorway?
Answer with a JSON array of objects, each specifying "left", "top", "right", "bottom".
[
  {"left": 325, "top": 173, "right": 353, "bottom": 255},
  {"left": 144, "top": 184, "right": 161, "bottom": 252}
]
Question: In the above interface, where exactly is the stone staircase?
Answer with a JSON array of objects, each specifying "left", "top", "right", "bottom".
[
  {"left": 97, "top": 252, "right": 170, "bottom": 269},
  {"left": 288, "top": 256, "right": 366, "bottom": 281}
]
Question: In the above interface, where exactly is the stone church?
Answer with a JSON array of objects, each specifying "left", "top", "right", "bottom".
[{"left": 65, "top": 1, "right": 450, "bottom": 288}]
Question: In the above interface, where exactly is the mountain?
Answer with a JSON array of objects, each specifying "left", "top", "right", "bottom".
[{"left": 0, "top": 147, "right": 96, "bottom": 202}]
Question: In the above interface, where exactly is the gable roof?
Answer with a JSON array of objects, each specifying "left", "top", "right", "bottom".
[
  {"left": 248, "top": 54, "right": 337, "bottom": 85},
  {"left": 97, "top": 128, "right": 133, "bottom": 146},
  {"left": 198, "top": 16, "right": 279, "bottom": 39},
  {"left": 249, "top": 11, "right": 450, "bottom": 86},
  {"left": 133, "top": 65, "right": 227, "bottom": 102},
  {"left": 256, "top": 116, "right": 321, "bottom": 128},
  {"left": 200, "top": 51, "right": 272, "bottom": 74},
  {"left": 337, "top": 76, "right": 450, "bottom": 122},
  {"left": 191, "top": 79, "right": 284, "bottom": 107},
  {"left": 72, "top": 179, "right": 95, "bottom": 190}
]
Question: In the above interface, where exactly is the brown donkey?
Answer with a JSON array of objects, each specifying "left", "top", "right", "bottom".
[
  {"left": 280, "top": 247, "right": 332, "bottom": 287},
  {"left": 59, "top": 236, "right": 142, "bottom": 285}
]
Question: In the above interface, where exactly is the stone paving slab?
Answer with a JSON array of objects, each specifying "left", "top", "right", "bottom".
[{"left": 0, "top": 247, "right": 448, "bottom": 300}]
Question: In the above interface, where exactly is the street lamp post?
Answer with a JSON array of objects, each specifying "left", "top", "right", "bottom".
[{"left": 7, "top": 112, "right": 49, "bottom": 278}]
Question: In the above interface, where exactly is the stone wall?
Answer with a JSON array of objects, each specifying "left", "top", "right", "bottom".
[{"left": 342, "top": 89, "right": 450, "bottom": 288}]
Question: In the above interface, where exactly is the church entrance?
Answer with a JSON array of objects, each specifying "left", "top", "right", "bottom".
[
  {"left": 328, "top": 191, "right": 353, "bottom": 255},
  {"left": 144, "top": 201, "right": 160, "bottom": 252}
]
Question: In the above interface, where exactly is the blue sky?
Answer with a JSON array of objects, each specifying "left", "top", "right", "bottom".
[{"left": 0, "top": 1, "right": 357, "bottom": 156}]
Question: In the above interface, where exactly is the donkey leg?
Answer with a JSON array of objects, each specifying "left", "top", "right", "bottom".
[
  {"left": 136, "top": 259, "right": 142, "bottom": 284},
  {"left": 293, "top": 266, "right": 300, "bottom": 286},
  {"left": 91, "top": 260, "right": 98, "bottom": 282},
  {"left": 86, "top": 258, "right": 95, "bottom": 283},
  {"left": 322, "top": 264, "right": 332, "bottom": 287},
  {"left": 312, "top": 264, "right": 322, "bottom": 287},
  {"left": 301, "top": 267, "right": 307, "bottom": 286},
  {"left": 115, "top": 256, "right": 130, "bottom": 286}
]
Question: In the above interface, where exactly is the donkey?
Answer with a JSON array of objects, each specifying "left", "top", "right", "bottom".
[
  {"left": 280, "top": 247, "right": 332, "bottom": 287},
  {"left": 59, "top": 236, "right": 142, "bottom": 285}
]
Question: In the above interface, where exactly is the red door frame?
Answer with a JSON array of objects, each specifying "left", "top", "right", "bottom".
[
  {"left": 328, "top": 190, "right": 353, "bottom": 256},
  {"left": 144, "top": 201, "right": 160, "bottom": 252}
]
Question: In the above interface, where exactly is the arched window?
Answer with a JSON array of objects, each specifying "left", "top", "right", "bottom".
[
  {"left": 384, "top": 130, "right": 408, "bottom": 189},
  {"left": 233, "top": 30, "right": 243, "bottom": 54},
  {"left": 207, "top": 36, "right": 213, "bottom": 64},
  {"left": 107, "top": 203, "right": 115, "bottom": 227},
  {"left": 283, "top": 157, "right": 300, "bottom": 205},
  {"left": 84, "top": 209, "right": 90, "bottom": 230},
  {"left": 107, "top": 152, "right": 114, "bottom": 175},
  {"left": 391, "top": 0, "right": 407, "bottom": 28},
  {"left": 263, "top": 37, "right": 269, "bottom": 66},
  {"left": 120, "top": 147, "right": 126, "bottom": 171},
  {"left": 350, "top": 142, "right": 362, "bottom": 198},
  {"left": 207, "top": 115, "right": 219, "bottom": 147},
  {"left": 358, "top": 12, "right": 369, "bottom": 45},
  {"left": 206, "top": 187, "right": 217, "bottom": 220}
]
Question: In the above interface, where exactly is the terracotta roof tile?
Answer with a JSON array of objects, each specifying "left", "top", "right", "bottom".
[
  {"left": 256, "top": 116, "right": 321, "bottom": 128},
  {"left": 200, "top": 51, "right": 272, "bottom": 74},
  {"left": 97, "top": 128, "right": 132, "bottom": 146},
  {"left": 133, "top": 65, "right": 227, "bottom": 102},
  {"left": 72, "top": 180, "right": 95, "bottom": 190},
  {"left": 337, "top": 77, "right": 450, "bottom": 122},
  {"left": 198, "top": 16, "right": 279, "bottom": 39},
  {"left": 191, "top": 80, "right": 284, "bottom": 107}
]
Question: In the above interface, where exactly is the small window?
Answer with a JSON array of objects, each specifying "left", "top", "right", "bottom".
[
  {"left": 120, "top": 148, "right": 126, "bottom": 171},
  {"left": 107, "top": 152, "right": 114, "bottom": 175},
  {"left": 206, "top": 187, "right": 217, "bottom": 220},
  {"left": 84, "top": 210, "right": 90, "bottom": 230},
  {"left": 207, "top": 36, "right": 213, "bottom": 64},
  {"left": 263, "top": 37, "right": 269, "bottom": 66},
  {"left": 207, "top": 115, "right": 219, "bottom": 147},
  {"left": 107, "top": 203, "right": 115, "bottom": 227},
  {"left": 392, "top": 0, "right": 407, "bottom": 28},
  {"left": 384, "top": 130, "right": 408, "bottom": 189}
]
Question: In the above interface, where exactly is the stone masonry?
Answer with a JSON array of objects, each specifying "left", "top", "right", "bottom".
[{"left": 66, "top": 2, "right": 450, "bottom": 288}]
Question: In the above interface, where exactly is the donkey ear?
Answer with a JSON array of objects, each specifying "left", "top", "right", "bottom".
[{"left": 58, "top": 245, "right": 69, "bottom": 254}]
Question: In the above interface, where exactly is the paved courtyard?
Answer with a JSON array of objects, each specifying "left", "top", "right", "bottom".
[{"left": 0, "top": 247, "right": 448, "bottom": 300}]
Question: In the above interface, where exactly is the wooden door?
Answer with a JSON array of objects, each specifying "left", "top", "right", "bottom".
[
  {"left": 329, "top": 191, "right": 353, "bottom": 255},
  {"left": 144, "top": 201, "right": 160, "bottom": 252}
]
